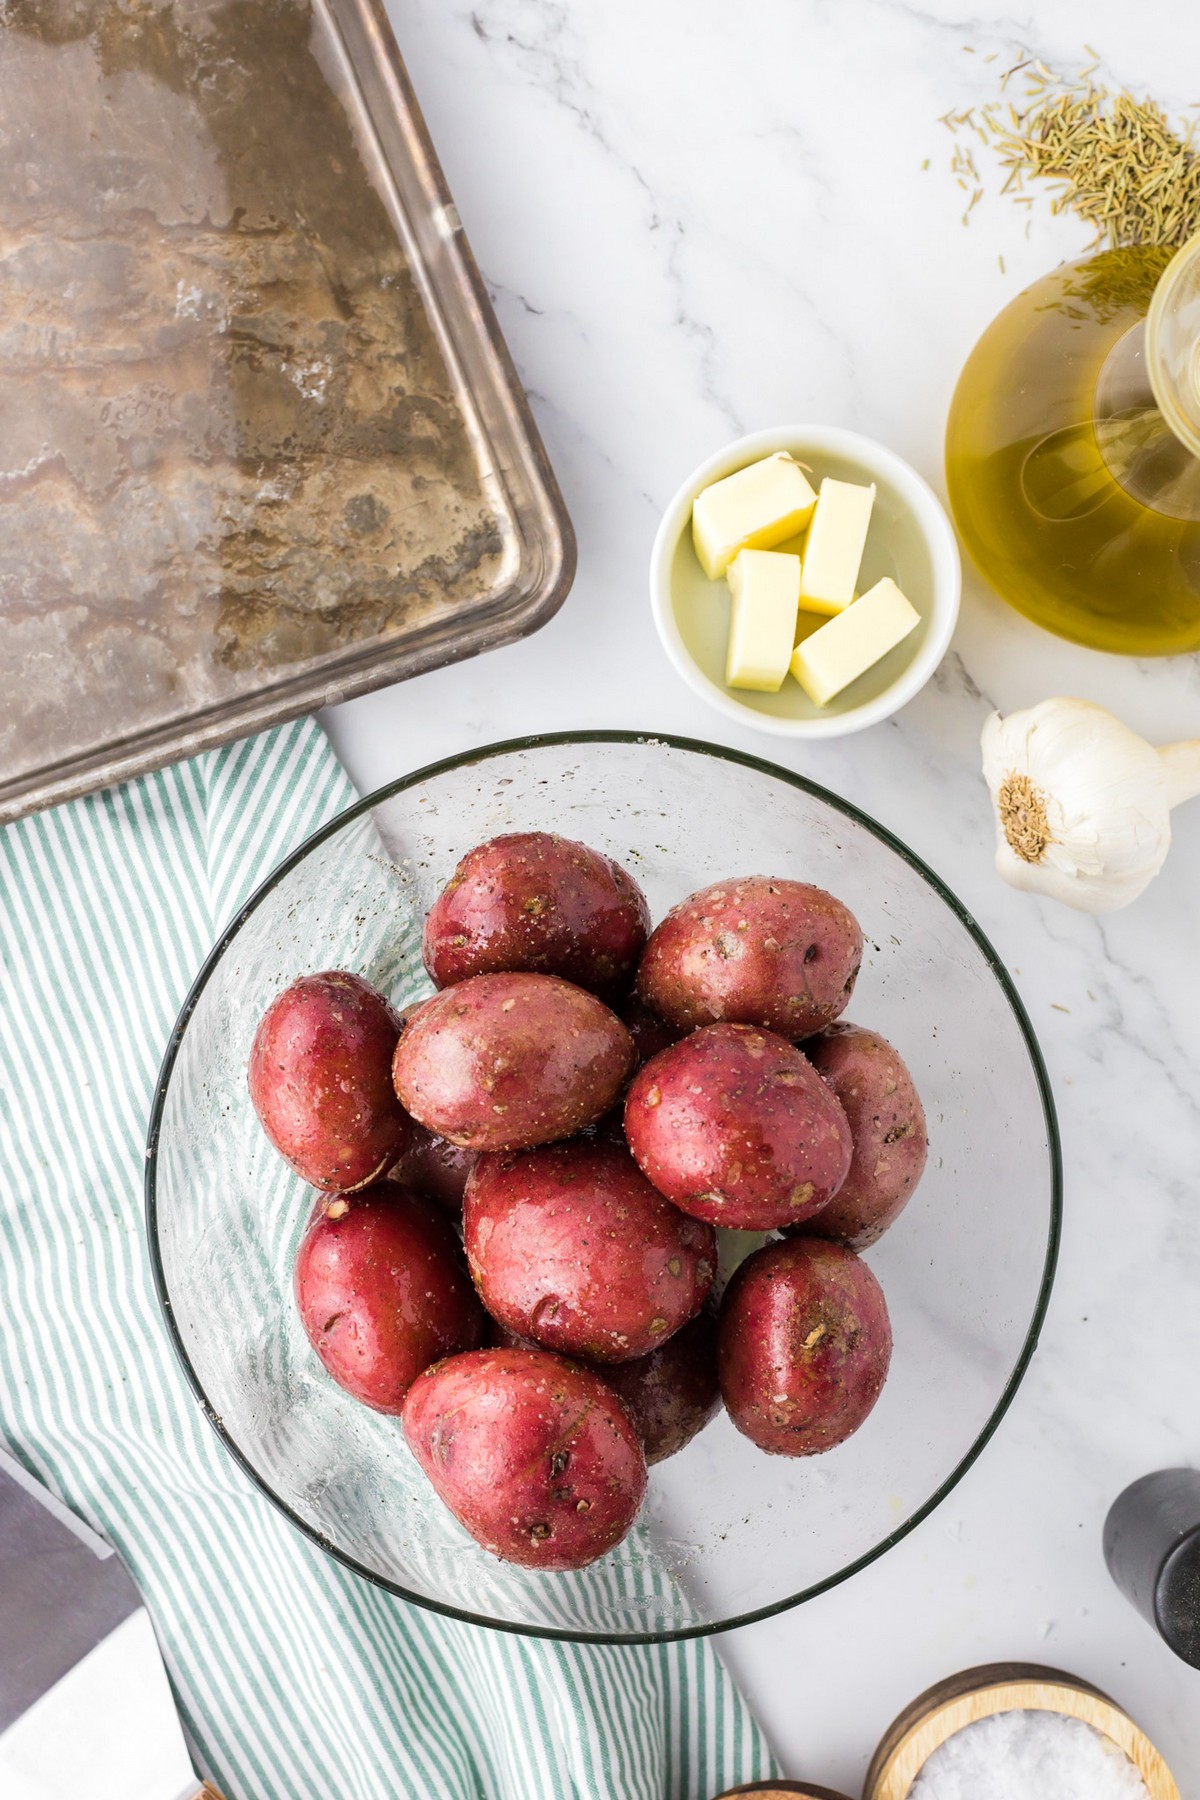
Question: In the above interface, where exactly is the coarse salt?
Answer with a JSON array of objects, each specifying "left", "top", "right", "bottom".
[{"left": 911, "top": 1709, "right": 1148, "bottom": 1800}]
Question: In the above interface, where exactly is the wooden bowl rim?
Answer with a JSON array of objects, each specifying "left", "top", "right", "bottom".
[
  {"left": 713, "top": 1785, "right": 854, "bottom": 1800},
  {"left": 863, "top": 1661, "right": 1180, "bottom": 1800}
]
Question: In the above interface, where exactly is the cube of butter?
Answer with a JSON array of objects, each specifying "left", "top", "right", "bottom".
[
  {"left": 725, "top": 549, "right": 801, "bottom": 691},
  {"left": 692, "top": 453, "right": 817, "bottom": 580},
  {"left": 789, "top": 576, "right": 920, "bottom": 706},
  {"left": 799, "top": 478, "right": 876, "bottom": 613}
]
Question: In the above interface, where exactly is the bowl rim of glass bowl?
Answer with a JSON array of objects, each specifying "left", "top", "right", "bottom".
[
  {"left": 144, "top": 729, "right": 1061, "bottom": 1646},
  {"left": 649, "top": 425, "right": 962, "bottom": 739}
]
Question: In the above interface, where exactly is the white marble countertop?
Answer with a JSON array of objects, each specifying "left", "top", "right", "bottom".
[{"left": 325, "top": 1, "right": 1200, "bottom": 1790}]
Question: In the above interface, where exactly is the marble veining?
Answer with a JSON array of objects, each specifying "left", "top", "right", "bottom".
[{"left": 326, "top": 0, "right": 1200, "bottom": 1789}]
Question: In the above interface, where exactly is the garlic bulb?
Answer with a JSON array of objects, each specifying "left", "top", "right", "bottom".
[{"left": 980, "top": 697, "right": 1200, "bottom": 912}]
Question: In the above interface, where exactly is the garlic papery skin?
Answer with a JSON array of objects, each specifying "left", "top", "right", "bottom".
[{"left": 980, "top": 697, "right": 1200, "bottom": 913}]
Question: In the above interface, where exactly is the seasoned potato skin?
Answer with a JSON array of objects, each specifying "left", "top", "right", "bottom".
[
  {"left": 389, "top": 1120, "right": 478, "bottom": 1215},
  {"left": 624, "top": 1023, "right": 851, "bottom": 1230},
  {"left": 604, "top": 1307, "right": 721, "bottom": 1464},
  {"left": 718, "top": 1237, "right": 892, "bottom": 1456},
  {"left": 392, "top": 972, "right": 634, "bottom": 1152},
  {"left": 636, "top": 877, "right": 863, "bottom": 1039},
  {"left": 464, "top": 1139, "right": 715, "bottom": 1362},
  {"left": 402, "top": 1346, "right": 647, "bottom": 1570},
  {"left": 423, "top": 832, "right": 651, "bottom": 1002},
  {"left": 797, "top": 1023, "right": 928, "bottom": 1249},
  {"left": 248, "top": 971, "right": 411, "bottom": 1191},
  {"left": 294, "top": 1183, "right": 486, "bottom": 1413}
]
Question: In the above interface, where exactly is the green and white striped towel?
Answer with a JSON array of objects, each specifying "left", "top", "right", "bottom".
[{"left": 0, "top": 718, "right": 777, "bottom": 1800}]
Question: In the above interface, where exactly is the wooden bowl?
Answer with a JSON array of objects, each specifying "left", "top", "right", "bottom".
[
  {"left": 714, "top": 1785, "right": 853, "bottom": 1800},
  {"left": 864, "top": 1661, "right": 1180, "bottom": 1799}
]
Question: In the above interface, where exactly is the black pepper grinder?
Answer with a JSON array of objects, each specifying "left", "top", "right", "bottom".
[{"left": 1104, "top": 1468, "right": 1200, "bottom": 1668}]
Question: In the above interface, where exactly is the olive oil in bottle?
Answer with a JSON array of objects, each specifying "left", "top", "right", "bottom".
[{"left": 945, "top": 237, "right": 1200, "bottom": 656}]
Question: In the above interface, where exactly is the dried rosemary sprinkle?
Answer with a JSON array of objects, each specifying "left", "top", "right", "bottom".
[{"left": 953, "top": 53, "right": 1200, "bottom": 248}]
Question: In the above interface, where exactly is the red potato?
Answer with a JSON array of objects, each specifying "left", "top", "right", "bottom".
[
  {"left": 402, "top": 1347, "right": 647, "bottom": 1570},
  {"left": 489, "top": 1309, "right": 721, "bottom": 1466},
  {"left": 620, "top": 994, "right": 685, "bottom": 1068},
  {"left": 485, "top": 1319, "right": 538, "bottom": 1352},
  {"left": 294, "top": 1183, "right": 486, "bottom": 1413},
  {"left": 576, "top": 999, "right": 682, "bottom": 1142},
  {"left": 392, "top": 972, "right": 634, "bottom": 1152},
  {"left": 249, "top": 971, "right": 411, "bottom": 1191},
  {"left": 624, "top": 1023, "right": 851, "bottom": 1231},
  {"left": 797, "top": 1023, "right": 928, "bottom": 1249},
  {"left": 389, "top": 1119, "right": 478, "bottom": 1215},
  {"left": 636, "top": 877, "right": 863, "bottom": 1039},
  {"left": 579, "top": 1105, "right": 629, "bottom": 1145},
  {"left": 604, "top": 1307, "right": 721, "bottom": 1465},
  {"left": 464, "top": 1140, "right": 715, "bottom": 1362},
  {"left": 718, "top": 1237, "right": 892, "bottom": 1456},
  {"left": 423, "top": 832, "right": 651, "bottom": 1002}
]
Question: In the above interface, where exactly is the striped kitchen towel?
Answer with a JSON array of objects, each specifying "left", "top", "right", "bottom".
[{"left": 0, "top": 717, "right": 777, "bottom": 1800}]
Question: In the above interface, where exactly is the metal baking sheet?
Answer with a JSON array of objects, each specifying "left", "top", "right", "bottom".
[{"left": 0, "top": 0, "right": 575, "bottom": 823}]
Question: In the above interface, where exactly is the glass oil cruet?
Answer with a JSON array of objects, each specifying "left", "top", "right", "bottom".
[{"left": 945, "top": 231, "right": 1200, "bottom": 655}]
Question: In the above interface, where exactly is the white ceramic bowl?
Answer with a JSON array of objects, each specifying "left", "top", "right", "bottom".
[{"left": 649, "top": 426, "right": 962, "bottom": 738}]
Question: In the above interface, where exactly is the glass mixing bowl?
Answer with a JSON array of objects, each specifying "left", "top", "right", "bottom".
[{"left": 146, "top": 733, "right": 1061, "bottom": 1644}]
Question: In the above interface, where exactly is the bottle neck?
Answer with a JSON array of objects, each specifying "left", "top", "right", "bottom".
[{"left": 1147, "top": 231, "right": 1200, "bottom": 460}]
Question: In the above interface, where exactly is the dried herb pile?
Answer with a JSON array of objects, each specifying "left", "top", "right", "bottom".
[{"left": 945, "top": 53, "right": 1200, "bottom": 249}]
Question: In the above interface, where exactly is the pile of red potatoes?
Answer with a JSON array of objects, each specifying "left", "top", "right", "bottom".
[{"left": 248, "top": 833, "right": 927, "bottom": 1572}]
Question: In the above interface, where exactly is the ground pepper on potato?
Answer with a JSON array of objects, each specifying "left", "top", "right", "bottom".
[
  {"left": 464, "top": 1138, "right": 716, "bottom": 1362},
  {"left": 635, "top": 876, "right": 863, "bottom": 1038},
  {"left": 423, "top": 831, "right": 651, "bottom": 1001},
  {"left": 402, "top": 1346, "right": 648, "bottom": 1570},
  {"left": 391, "top": 970, "right": 634, "bottom": 1151},
  {"left": 624, "top": 1022, "right": 852, "bottom": 1230}
]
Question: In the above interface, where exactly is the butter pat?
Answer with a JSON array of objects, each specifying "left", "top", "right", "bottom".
[
  {"left": 799, "top": 478, "right": 876, "bottom": 613},
  {"left": 789, "top": 576, "right": 920, "bottom": 706},
  {"left": 692, "top": 453, "right": 817, "bottom": 580},
  {"left": 725, "top": 549, "right": 800, "bottom": 691}
]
